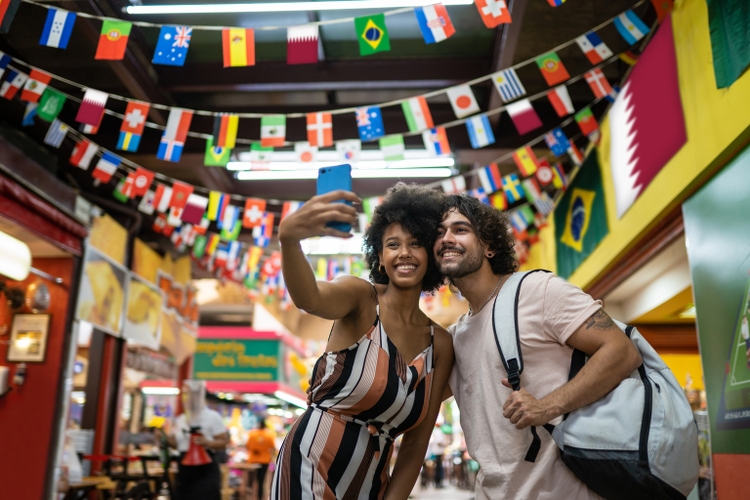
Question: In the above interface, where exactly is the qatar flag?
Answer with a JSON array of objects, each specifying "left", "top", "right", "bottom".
[{"left": 609, "top": 16, "right": 686, "bottom": 219}]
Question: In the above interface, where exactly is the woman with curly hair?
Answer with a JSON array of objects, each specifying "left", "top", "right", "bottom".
[{"left": 271, "top": 183, "right": 453, "bottom": 500}]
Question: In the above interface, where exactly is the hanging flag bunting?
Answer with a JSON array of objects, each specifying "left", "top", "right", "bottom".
[
  {"left": 204, "top": 137, "right": 231, "bottom": 167},
  {"left": 547, "top": 0, "right": 566, "bottom": 6},
  {"left": 295, "top": 141, "right": 318, "bottom": 163},
  {"left": 169, "top": 181, "right": 193, "bottom": 210},
  {"left": 490, "top": 192, "right": 507, "bottom": 210},
  {"left": 574, "top": 107, "right": 599, "bottom": 137},
  {"left": 522, "top": 178, "right": 554, "bottom": 215},
  {"left": 380, "top": 135, "right": 405, "bottom": 162},
  {"left": 355, "top": 106, "right": 385, "bottom": 141},
  {"left": 153, "top": 185, "right": 173, "bottom": 212},
  {"left": 469, "top": 187, "right": 490, "bottom": 205},
  {"left": 614, "top": 10, "right": 650, "bottom": 45},
  {"left": 567, "top": 142, "right": 584, "bottom": 166},
  {"left": 362, "top": 196, "right": 383, "bottom": 220},
  {"left": 130, "top": 167, "right": 154, "bottom": 197},
  {"left": 475, "top": 0, "right": 512, "bottom": 28},
  {"left": 212, "top": 113, "right": 239, "bottom": 149},
  {"left": 336, "top": 139, "right": 361, "bottom": 162},
  {"left": 39, "top": 8, "right": 76, "bottom": 49},
  {"left": 95, "top": 20, "right": 131, "bottom": 60},
  {"left": 260, "top": 115, "right": 286, "bottom": 147},
  {"left": 414, "top": 4, "right": 455, "bottom": 44},
  {"left": 491, "top": 68, "right": 526, "bottom": 103},
  {"left": 0, "top": 69, "right": 27, "bottom": 100},
  {"left": 220, "top": 204, "right": 241, "bottom": 230},
  {"left": 167, "top": 207, "right": 183, "bottom": 227},
  {"left": 576, "top": 32, "right": 613, "bottom": 65},
  {"left": 536, "top": 52, "right": 570, "bottom": 86},
  {"left": 37, "top": 88, "right": 66, "bottom": 122},
  {"left": 502, "top": 173, "right": 525, "bottom": 204},
  {"left": 355, "top": 14, "right": 390, "bottom": 56},
  {"left": 75, "top": 88, "right": 108, "bottom": 126},
  {"left": 650, "top": 0, "right": 673, "bottom": 23},
  {"left": 0, "top": 0, "right": 22, "bottom": 34},
  {"left": 181, "top": 194, "right": 209, "bottom": 225},
  {"left": 544, "top": 127, "right": 571, "bottom": 156},
  {"left": 43, "top": 119, "right": 68, "bottom": 148},
  {"left": 287, "top": 24, "right": 319, "bottom": 64},
  {"left": 477, "top": 162, "right": 502, "bottom": 194},
  {"left": 69, "top": 139, "right": 98, "bottom": 170},
  {"left": 619, "top": 50, "right": 639, "bottom": 66},
  {"left": 512, "top": 146, "right": 539, "bottom": 177},
  {"left": 585, "top": 68, "right": 615, "bottom": 99},
  {"left": 20, "top": 69, "right": 51, "bottom": 103},
  {"left": 92, "top": 151, "right": 120, "bottom": 183},
  {"left": 152, "top": 26, "right": 192, "bottom": 66},
  {"left": 249, "top": 142, "right": 273, "bottom": 164},
  {"left": 441, "top": 176, "right": 466, "bottom": 194},
  {"left": 466, "top": 115, "right": 495, "bottom": 149},
  {"left": 547, "top": 85, "right": 574, "bottom": 117},
  {"left": 281, "top": 201, "right": 303, "bottom": 220},
  {"left": 22, "top": 102, "right": 37, "bottom": 126},
  {"left": 138, "top": 190, "right": 155, "bottom": 214},
  {"left": 253, "top": 212, "right": 274, "bottom": 247},
  {"left": 192, "top": 235, "right": 207, "bottom": 259},
  {"left": 243, "top": 198, "right": 267, "bottom": 228},
  {"left": 446, "top": 84, "right": 480, "bottom": 119},
  {"left": 506, "top": 99, "right": 542, "bottom": 135},
  {"left": 0, "top": 51, "right": 10, "bottom": 79},
  {"left": 118, "top": 100, "right": 149, "bottom": 152},
  {"left": 114, "top": 176, "right": 133, "bottom": 203},
  {"left": 82, "top": 120, "right": 101, "bottom": 135},
  {"left": 401, "top": 96, "right": 434, "bottom": 132},
  {"left": 536, "top": 160, "right": 554, "bottom": 186},
  {"left": 157, "top": 107, "right": 193, "bottom": 162},
  {"left": 222, "top": 27, "right": 255, "bottom": 67},
  {"left": 207, "top": 191, "right": 229, "bottom": 221},
  {"left": 510, "top": 210, "right": 529, "bottom": 233},
  {"left": 422, "top": 127, "right": 451, "bottom": 156},
  {"left": 306, "top": 112, "right": 333, "bottom": 147},
  {"left": 552, "top": 162, "right": 568, "bottom": 188}
]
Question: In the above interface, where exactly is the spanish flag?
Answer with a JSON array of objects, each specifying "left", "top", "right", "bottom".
[
  {"left": 512, "top": 146, "right": 539, "bottom": 177},
  {"left": 222, "top": 28, "right": 255, "bottom": 67}
]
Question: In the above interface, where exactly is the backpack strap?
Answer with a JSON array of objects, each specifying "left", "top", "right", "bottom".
[{"left": 491, "top": 269, "right": 552, "bottom": 463}]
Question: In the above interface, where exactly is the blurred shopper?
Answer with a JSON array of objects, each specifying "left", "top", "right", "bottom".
[
  {"left": 428, "top": 424, "right": 449, "bottom": 489},
  {"left": 246, "top": 418, "right": 276, "bottom": 500},
  {"left": 435, "top": 194, "right": 641, "bottom": 500},
  {"left": 270, "top": 183, "right": 454, "bottom": 499}
]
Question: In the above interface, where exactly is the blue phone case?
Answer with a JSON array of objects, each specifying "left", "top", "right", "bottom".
[{"left": 316, "top": 164, "right": 353, "bottom": 232}]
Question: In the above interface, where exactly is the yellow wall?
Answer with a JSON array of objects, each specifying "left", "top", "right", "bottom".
[
  {"left": 660, "top": 353, "right": 704, "bottom": 390},
  {"left": 556, "top": 0, "right": 750, "bottom": 289}
]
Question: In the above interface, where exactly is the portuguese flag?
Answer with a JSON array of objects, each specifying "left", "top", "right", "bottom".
[{"left": 95, "top": 20, "right": 131, "bottom": 60}]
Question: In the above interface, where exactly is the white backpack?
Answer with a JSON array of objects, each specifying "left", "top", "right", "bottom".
[{"left": 491, "top": 270, "right": 699, "bottom": 499}]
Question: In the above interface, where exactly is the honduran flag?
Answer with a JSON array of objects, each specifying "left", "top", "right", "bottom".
[
  {"left": 422, "top": 127, "right": 451, "bottom": 156},
  {"left": 39, "top": 8, "right": 76, "bottom": 49},
  {"left": 414, "top": 4, "right": 455, "bottom": 44},
  {"left": 466, "top": 115, "right": 495, "bottom": 149},
  {"left": 477, "top": 162, "right": 502, "bottom": 194},
  {"left": 157, "top": 108, "right": 193, "bottom": 162},
  {"left": 0, "top": 69, "right": 27, "bottom": 99}
]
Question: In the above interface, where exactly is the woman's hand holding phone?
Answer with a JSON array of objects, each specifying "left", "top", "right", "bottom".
[{"left": 278, "top": 190, "right": 361, "bottom": 243}]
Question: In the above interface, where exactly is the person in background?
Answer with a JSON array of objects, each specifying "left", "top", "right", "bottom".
[
  {"left": 160, "top": 381, "right": 229, "bottom": 500},
  {"left": 246, "top": 417, "right": 277, "bottom": 500},
  {"left": 428, "top": 423, "right": 450, "bottom": 489},
  {"left": 271, "top": 183, "right": 454, "bottom": 499}
]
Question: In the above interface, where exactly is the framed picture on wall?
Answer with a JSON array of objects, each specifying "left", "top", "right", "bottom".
[{"left": 6, "top": 314, "right": 51, "bottom": 363}]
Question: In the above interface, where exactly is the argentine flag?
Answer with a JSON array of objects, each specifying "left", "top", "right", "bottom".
[
  {"left": 613, "top": 10, "right": 649, "bottom": 46},
  {"left": 466, "top": 115, "right": 495, "bottom": 149}
]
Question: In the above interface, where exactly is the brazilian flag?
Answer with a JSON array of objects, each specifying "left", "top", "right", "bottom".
[
  {"left": 204, "top": 137, "right": 231, "bottom": 167},
  {"left": 554, "top": 149, "right": 609, "bottom": 279},
  {"left": 220, "top": 219, "right": 241, "bottom": 242},
  {"left": 354, "top": 13, "right": 390, "bottom": 56}
]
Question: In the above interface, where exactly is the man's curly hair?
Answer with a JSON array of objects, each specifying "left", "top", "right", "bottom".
[
  {"left": 441, "top": 194, "right": 518, "bottom": 276},
  {"left": 363, "top": 183, "right": 444, "bottom": 293}
]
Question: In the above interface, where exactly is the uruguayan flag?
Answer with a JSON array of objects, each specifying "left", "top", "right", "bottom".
[{"left": 491, "top": 68, "right": 526, "bottom": 103}]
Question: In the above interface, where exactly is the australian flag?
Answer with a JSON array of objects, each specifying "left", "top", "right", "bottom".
[
  {"left": 152, "top": 26, "right": 192, "bottom": 66},
  {"left": 544, "top": 127, "right": 571, "bottom": 157},
  {"left": 355, "top": 106, "right": 385, "bottom": 141}
]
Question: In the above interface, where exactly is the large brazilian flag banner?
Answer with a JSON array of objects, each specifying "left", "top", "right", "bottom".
[{"left": 554, "top": 149, "right": 609, "bottom": 279}]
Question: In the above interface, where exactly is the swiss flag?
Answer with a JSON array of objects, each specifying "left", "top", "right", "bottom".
[
  {"left": 242, "top": 198, "right": 267, "bottom": 228},
  {"left": 475, "top": 0, "right": 512, "bottom": 28},
  {"left": 169, "top": 181, "right": 193, "bottom": 210}
]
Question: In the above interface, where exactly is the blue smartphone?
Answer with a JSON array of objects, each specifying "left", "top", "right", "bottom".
[{"left": 316, "top": 164, "right": 353, "bottom": 233}]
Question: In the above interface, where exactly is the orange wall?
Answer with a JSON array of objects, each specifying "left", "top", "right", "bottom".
[{"left": 0, "top": 257, "right": 75, "bottom": 500}]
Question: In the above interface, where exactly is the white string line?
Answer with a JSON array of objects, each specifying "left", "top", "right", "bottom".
[
  {"left": 8, "top": 51, "right": 622, "bottom": 150},
  {"left": 13, "top": 0, "right": 647, "bottom": 119}
]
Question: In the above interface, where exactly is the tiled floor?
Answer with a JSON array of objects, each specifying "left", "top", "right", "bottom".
[{"left": 410, "top": 484, "right": 475, "bottom": 499}]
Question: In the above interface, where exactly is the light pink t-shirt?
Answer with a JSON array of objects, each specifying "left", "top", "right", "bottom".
[{"left": 449, "top": 272, "right": 603, "bottom": 500}]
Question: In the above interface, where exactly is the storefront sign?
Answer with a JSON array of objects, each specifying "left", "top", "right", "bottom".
[{"left": 193, "top": 339, "right": 280, "bottom": 381}]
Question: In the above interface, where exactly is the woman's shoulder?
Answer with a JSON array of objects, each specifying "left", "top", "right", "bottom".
[{"left": 429, "top": 323, "right": 454, "bottom": 358}]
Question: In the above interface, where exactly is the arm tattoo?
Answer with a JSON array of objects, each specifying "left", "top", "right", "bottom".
[{"left": 584, "top": 309, "right": 617, "bottom": 331}]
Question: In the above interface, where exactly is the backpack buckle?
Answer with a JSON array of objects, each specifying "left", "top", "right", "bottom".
[{"left": 507, "top": 359, "right": 521, "bottom": 391}]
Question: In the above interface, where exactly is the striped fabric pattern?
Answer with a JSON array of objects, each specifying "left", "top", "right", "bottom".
[{"left": 271, "top": 310, "right": 435, "bottom": 499}]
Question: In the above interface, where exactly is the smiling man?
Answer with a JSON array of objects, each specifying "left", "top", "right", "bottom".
[{"left": 435, "top": 194, "right": 641, "bottom": 500}]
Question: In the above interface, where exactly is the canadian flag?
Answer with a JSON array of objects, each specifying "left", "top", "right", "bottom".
[{"left": 475, "top": 0, "right": 512, "bottom": 28}]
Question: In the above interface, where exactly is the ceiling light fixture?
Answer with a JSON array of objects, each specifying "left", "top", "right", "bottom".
[
  {"left": 228, "top": 158, "right": 455, "bottom": 171},
  {"left": 126, "top": 0, "right": 474, "bottom": 15},
  {"left": 235, "top": 167, "right": 452, "bottom": 180}
]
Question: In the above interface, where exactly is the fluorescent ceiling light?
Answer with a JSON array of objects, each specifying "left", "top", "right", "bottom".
[
  {"left": 237, "top": 149, "right": 451, "bottom": 163},
  {"left": 236, "top": 167, "right": 452, "bottom": 180},
  {"left": 228, "top": 158, "right": 454, "bottom": 171},
  {"left": 126, "top": 0, "right": 473, "bottom": 15},
  {"left": 142, "top": 387, "right": 181, "bottom": 395},
  {"left": 274, "top": 390, "right": 308, "bottom": 408},
  {"left": 0, "top": 230, "right": 31, "bottom": 281}
]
